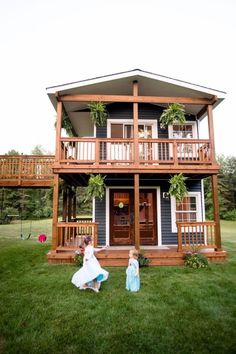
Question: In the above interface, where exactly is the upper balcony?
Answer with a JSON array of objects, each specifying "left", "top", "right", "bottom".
[{"left": 53, "top": 136, "right": 219, "bottom": 175}]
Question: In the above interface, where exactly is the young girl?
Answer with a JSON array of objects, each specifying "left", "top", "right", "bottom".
[
  {"left": 126, "top": 249, "right": 140, "bottom": 292},
  {"left": 71, "top": 236, "right": 109, "bottom": 292}
]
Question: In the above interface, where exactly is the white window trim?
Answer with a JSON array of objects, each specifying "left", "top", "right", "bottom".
[
  {"left": 168, "top": 121, "right": 198, "bottom": 139},
  {"left": 170, "top": 192, "right": 202, "bottom": 233},
  {"left": 107, "top": 119, "right": 158, "bottom": 138}
]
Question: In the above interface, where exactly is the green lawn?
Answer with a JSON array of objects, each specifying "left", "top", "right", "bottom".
[{"left": 0, "top": 220, "right": 236, "bottom": 354}]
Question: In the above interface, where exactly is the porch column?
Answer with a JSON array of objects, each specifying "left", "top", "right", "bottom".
[
  {"left": 72, "top": 189, "right": 77, "bottom": 219},
  {"left": 68, "top": 188, "right": 73, "bottom": 221},
  {"left": 211, "top": 174, "right": 222, "bottom": 250},
  {"left": 133, "top": 81, "right": 139, "bottom": 166},
  {"left": 62, "top": 188, "right": 67, "bottom": 221},
  {"left": 52, "top": 174, "right": 60, "bottom": 250},
  {"left": 207, "top": 105, "right": 216, "bottom": 162},
  {"left": 134, "top": 173, "right": 140, "bottom": 250}
]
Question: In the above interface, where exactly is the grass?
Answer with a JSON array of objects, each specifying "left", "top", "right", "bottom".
[{"left": 0, "top": 220, "right": 236, "bottom": 354}]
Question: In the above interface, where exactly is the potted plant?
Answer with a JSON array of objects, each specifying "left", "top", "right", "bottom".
[
  {"left": 160, "top": 103, "right": 186, "bottom": 129},
  {"left": 168, "top": 173, "right": 188, "bottom": 202},
  {"left": 88, "top": 102, "right": 108, "bottom": 127},
  {"left": 84, "top": 174, "right": 106, "bottom": 201}
]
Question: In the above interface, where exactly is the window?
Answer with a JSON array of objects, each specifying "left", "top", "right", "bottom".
[
  {"left": 172, "top": 124, "right": 194, "bottom": 139},
  {"left": 171, "top": 192, "right": 202, "bottom": 232}
]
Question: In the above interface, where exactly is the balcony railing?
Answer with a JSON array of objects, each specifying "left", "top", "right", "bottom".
[
  {"left": 0, "top": 155, "right": 54, "bottom": 182},
  {"left": 56, "top": 222, "right": 98, "bottom": 248},
  {"left": 177, "top": 221, "right": 216, "bottom": 251},
  {"left": 60, "top": 138, "right": 212, "bottom": 166}
]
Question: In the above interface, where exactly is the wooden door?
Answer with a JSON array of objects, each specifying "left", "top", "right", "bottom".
[
  {"left": 110, "top": 189, "right": 157, "bottom": 246},
  {"left": 139, "top": 190, "right": 157, "bottom": 245},
  {"left": 110, "top": 190, "right": 134, "bottom": 245}
]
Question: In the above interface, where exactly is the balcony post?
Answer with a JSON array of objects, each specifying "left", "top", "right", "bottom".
[
  {"left": 133, "top": 81, "right": 139, "bottom": 166},
  {"left": 211, "top": 174, "right": 222, "bottom": 250},
  {"left": 134, "top": 173, "right": 140, "bottom": 250},
  {"left": 55, "top": 100, "right": 62, "bottom": 163},
  {"left": 207, "top": 105, "right": 216, "bottom": 163}
]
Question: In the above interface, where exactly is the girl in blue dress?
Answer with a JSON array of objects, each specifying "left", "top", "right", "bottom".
[{"left": 126, "top": 249, "right": 140, "bottom": 292}]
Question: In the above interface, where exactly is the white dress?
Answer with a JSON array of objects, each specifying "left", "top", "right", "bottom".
[{"left": 71, "top": 245, "right": 109, "bottom": 289}]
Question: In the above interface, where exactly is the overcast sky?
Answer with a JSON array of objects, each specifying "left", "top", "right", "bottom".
[{"left": 0, "top": 0, "right": 235, "bottom": 156}]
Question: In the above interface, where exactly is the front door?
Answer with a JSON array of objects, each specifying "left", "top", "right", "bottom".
[{"left": 110, "top": 189, "right": 157, "bottom": 246}]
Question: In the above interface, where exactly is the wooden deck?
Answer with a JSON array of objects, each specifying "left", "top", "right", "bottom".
[{"left": 47, "top": 246, "right": 227, "bottom": 266}]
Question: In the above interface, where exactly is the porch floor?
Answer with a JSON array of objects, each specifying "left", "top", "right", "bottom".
[{"left": 47, "top": 246, "right": 227, "bottom": 266}]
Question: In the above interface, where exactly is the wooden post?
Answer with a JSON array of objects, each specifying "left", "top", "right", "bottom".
[
  {"left": 207, "top": 105, "right": 216, "bottom": 163},
  {"left": 133, "top": 81, "right": 139, "bottom": 166},
  {"left": 52, "top": 174, "right": 60, "bottom": 250},
  {"left": 211, "top": 174, "right": 222, "bottom": 250},
  {"left": 55, "top": 101, "right": 62, "bottom": 163},
  {"left": 134, "top": 173, "right": 140, "bottom": 250},
  {"left": 68, "top": 188, "right": 72, "bottom": 221},
  {"left": 72, "top": 189, "right": 77, "bottom": 219}
]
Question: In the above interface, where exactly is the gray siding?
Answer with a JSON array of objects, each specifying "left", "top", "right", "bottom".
[{"left": 161, "top": 180, "right": 202, "bottom": 245}]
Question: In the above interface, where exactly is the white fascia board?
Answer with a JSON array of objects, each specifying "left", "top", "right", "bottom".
[{"left": 46, "top": 69, "right": 226, "bottom": 98}]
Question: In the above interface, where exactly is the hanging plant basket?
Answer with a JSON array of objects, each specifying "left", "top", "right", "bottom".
[
  {"left": 160, "top": 103, "right": 186, "bottom": 129},
  {"left": 88, "top": 102, "right": 108, "bottom": 127},
  {"left": 84, "top": 174, "right": 106, "bottom": 201},
  {"left": 54, "top": 109, "right": 74, "bottom": 137},
  {"left": 168, "top": 173, "right": 188, "bottom": 202}
]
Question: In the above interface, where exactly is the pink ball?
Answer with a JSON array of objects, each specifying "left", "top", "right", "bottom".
[{"left": 38, "top": 234, "right": 47, "bottom": 243}]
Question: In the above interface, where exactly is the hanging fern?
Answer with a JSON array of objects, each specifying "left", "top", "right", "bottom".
[
  {"left": 160, "top": 103, "right": 186, "bottom": 129},
  {"left": 88, "top": 102, "right": 108, "bottom": 127},
  {"left": 168, "top": 173, "right": 188, "bottom": 202},
  {"left": 54, "top": 109, "right": 74, "bottom": 137},
  {"left": 84, "top": 174, "right": 106, "bottom": 201}
]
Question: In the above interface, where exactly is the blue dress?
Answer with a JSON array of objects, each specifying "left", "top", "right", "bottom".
[{"left": 126, "top": 259, "right": 140, "bottom": 292}]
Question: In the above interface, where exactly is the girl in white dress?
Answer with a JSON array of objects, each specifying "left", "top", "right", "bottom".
[{"left": 71, "top": 236, "right": 109, "bottom": 292}]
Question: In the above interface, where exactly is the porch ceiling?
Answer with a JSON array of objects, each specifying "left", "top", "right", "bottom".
[
  {"left": 59, "top": 172, "right": 213, "bottom": 187},
  {"left": 46, "top": 69, "right": 226, "bottom": 118}
]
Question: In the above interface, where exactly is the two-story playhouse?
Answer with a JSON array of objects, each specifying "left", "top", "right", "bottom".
[{"left": 44, "top": 69, "right": 226, "bottom": 265}]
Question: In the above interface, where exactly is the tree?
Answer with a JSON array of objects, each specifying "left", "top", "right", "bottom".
[{"left": 204, "top": 155, "right": 236, "bottom": 220}]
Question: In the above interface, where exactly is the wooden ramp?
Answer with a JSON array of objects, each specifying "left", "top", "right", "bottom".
[{"left": 47, "top": 246, "right": 227, "bottom": 266}]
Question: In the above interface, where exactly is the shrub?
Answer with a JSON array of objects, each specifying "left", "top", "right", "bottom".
[
  {"left": 222, "top": 209, "right": 236, "bottom": 221},
  {"left": 184, "top": 251, "right": 209, "bottom": 269},
  {"left": 138, "top": 252, "right": 150, "bottom": 267},
  {"left": 74, "top": 247, "right": 84, "bottom": 267}
]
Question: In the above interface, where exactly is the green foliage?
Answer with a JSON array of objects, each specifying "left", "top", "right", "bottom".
[
  {"left": 204, "top": 155, "right": 236, "bottom": 220},
  {"left": 88, "top": 102, "right": 108, "bottom": 127},
  {"left": 184, "top": 251, "right": 209, "bottom": 269},
  {"left": 138, "top": 251, "right": 150, "bottom": 267},
  {"left": 160, "top": 103, "right": 186, "bottom": 128},
  {"left": 223, "top": 209, "right": 236, "bottom": 221},
  {"left": 168, "top": 173, "right": 188, "bottom": 202},
  {"left": 74, "top": 252, "right": 84, "bottom": 267},
  {"left": 61, "top": 111, "right": 74, "bottom": 136},
  {"left": 85, "top": 174, "right": 106, "bottom": 201}
]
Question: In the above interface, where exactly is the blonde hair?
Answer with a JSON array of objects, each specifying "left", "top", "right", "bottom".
[{"left": 130, "top": 249, "right": 139, "bottom": 259}]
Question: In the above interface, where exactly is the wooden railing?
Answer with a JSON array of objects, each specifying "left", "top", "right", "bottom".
[
  {"left": 0, "top": 155, "right": 54, "bottom": 181},
  {"left": 177, "top": 221, "right": 216, "bottom": 251},
  {"left": 60, "top": 138, "right": 212, "bottom": 166},
  {"left": 56, "top": 222, "right": 98, "bottom": 248}
]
